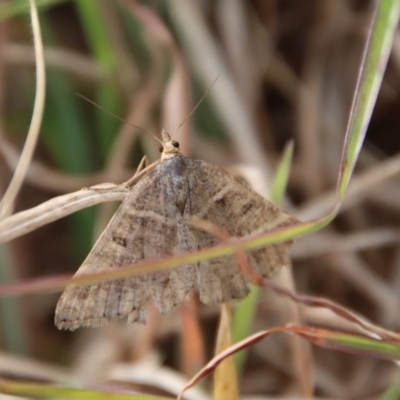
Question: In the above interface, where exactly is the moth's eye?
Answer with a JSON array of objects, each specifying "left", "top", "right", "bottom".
[
  {"left": 172, "top": 141, "right": 180, "bottom": 148},
  {"left": 159, "top": 146, "right": 164, "bottom": 152}
]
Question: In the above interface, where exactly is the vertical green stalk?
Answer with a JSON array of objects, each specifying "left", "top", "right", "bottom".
[
  {"left": 74, "top": 0, "right": 123, "bottom": 160},
  {"left": 0, "top": 246, "right": 29, "bottom": 354}
]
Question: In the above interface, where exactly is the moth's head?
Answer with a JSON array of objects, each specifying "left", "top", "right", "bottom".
[{"left": 160, "top": 129, "right": 180, "bottom": 158}]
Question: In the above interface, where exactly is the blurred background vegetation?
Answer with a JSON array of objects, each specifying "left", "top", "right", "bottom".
[{"left": 1, "top": 0, "right": 400, "bottom": 398}]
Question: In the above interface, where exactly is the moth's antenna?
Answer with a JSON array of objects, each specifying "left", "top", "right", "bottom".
[
  {"left": 172, "top": 76, "right": 219, "bottom": 139},
  {"left": 77, "top": 94, "right": 163, "bottom": 146}
]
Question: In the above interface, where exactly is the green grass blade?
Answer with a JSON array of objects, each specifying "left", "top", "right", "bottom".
[
  {"left": 0, "top": 245, "right": 29, "bottom": 355},
  {"left": 0, "top": 379, "right": 172, "bottom": 400},
  {"left": 271, "top": 140, "right": 294, "bottom": 206},
  {"left": 381, "top": 380, "right": 400, "bottom": 400},
  {"left": 74, "top": 0, "right": 116, "bottom": 71},
  {"left": 381, "top": 384, "right": 399, "bottom": 400},
  {"left": 231, "top": 285, "right": 259, "bottom": 373},
  {"left": 74, "top": 0, "right": 123, "bottom": 160},
  {"left": 321, "top": 332, "right": 400, "bottom": 360},
  {"left": 338, "top": 0, "right": 400, "bottom": 199}
]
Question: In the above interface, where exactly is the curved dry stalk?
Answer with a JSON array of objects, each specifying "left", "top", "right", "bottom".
[
  {"left": 261, "top": 280, "right": 400, "bottom": 342},
  {"left": 0, "top": 0, "right": 45, "bottom": 219}
]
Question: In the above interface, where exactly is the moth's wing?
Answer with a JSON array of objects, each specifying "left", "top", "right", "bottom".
[
  {"left": 186, "top": 159, "right": 298, "bottom": 305},
  {"left": 191, "top": 228, "right": 249, "bottom": 304},
  {"left": 55, "top": 168, "right": 193, "bottom": 330}
]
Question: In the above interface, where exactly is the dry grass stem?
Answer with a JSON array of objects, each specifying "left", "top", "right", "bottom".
[
  {"left": 0, "top": 0, "right": 45, "bottom": 218},
  {"left": 297, "top": 152, "right": 400, "bottom": 220},
  {"left": 0, "top": 187, "right": 128, "bottom": 243},
  {"left": 2, "top": 43, "right": 105, "bottom": 81}
]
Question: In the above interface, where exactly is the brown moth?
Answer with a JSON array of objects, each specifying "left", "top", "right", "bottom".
[{"left": 55, "top": 131, "right": 298, "bottom": 330}]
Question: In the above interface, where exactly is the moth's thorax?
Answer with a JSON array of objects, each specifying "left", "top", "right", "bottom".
[
  {"left": 161, "top": 149, "right": 180, "bottom": 160},
  {"left": 159, "top": 154, "right": 189, "bottom": 215}
]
